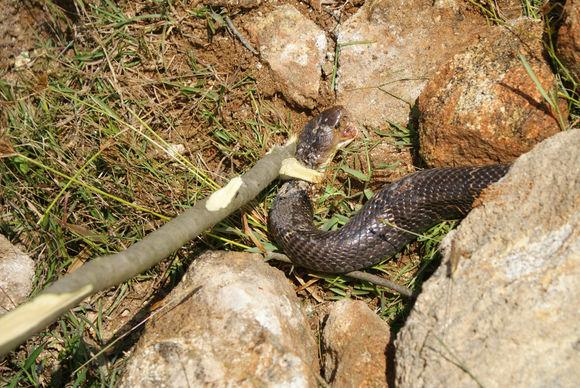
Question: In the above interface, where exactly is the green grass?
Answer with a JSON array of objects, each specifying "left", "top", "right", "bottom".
[{"left": 1, "top": 0, "right": 578, "bottom": 385}]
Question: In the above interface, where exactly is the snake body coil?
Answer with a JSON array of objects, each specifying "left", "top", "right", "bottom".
[{"left": 268, "top": 107, "right": 509, "bottom": 273}]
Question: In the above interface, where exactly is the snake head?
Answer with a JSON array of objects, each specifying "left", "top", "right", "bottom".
[{"left": 296, "top": 106, "right": 358, "bottom": 169}]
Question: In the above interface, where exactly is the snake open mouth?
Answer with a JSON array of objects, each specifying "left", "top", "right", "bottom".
[
  {"left": 295, "top": 106, "right": 358, "bottom": 170},
  {"left": 333, "top": 108, "right": 358, "bottom": 150}
]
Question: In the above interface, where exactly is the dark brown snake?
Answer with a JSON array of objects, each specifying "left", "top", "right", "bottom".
[{"left": 268, "top": 106, "right": 510, "bottom": 273}]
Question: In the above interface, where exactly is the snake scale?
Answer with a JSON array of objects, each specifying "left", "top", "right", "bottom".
[{"left": 268, "top": 106, "right": 509, "bottom": 273}]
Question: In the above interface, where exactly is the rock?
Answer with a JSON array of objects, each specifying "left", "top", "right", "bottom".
[
  {"left": 418, "top": 18, "right": 565, "bottom": 167},
  {"left": 322, "top": 299, "right": 391, "bottom": 387},
  {"left": 246, "top": 5, "right": 327, "bottom": 109},
  {"left": 119, "top": 251, "right": 318, "bottom": 387},
  {"left": 336, "top": 0, "right": 487, "bottom": 128},
  {"left": 557, "top": 0, "right": 579, "bottom": 81},
  {"left": 395, "top": 128, "right": 580, "bottom": 387},
  {"left": 0, "top": 235, "right": 35, "bottom": 314}
]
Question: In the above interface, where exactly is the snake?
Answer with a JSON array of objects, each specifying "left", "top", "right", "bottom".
[{"left": 268, "top": 106, "right": 510, "bottom": 273}]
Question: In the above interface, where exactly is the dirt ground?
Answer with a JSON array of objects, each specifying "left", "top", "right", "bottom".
[{"left": 0, "top": 0, "right": 418, "bottom": 190}]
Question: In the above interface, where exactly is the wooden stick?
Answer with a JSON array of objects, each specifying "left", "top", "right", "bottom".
[{"left": 0, "top": 140, "right": 296, "bottom": 357}]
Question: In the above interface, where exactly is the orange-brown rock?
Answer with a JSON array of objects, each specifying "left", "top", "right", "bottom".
[
  {"left": 557, "top": 0, "right": 579, "bottom": 81},
  {"left": 322, "top": 299, "right": 392, "bottom": 387},
  {"left": 418, "top": 18, "right": 565, "bottom": 167}
]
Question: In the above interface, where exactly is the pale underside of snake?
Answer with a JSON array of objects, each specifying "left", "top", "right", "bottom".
[{"left": 268, "top": 106, "right": 509, "bottom": 273}]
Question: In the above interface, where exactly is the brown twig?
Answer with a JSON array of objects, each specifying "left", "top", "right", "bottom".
[
  {"left": 264, "top": 252, "right": 414, "bottom": 298},
  {"left": 224, "top": 15, "right": 258, "bottom": 55}
]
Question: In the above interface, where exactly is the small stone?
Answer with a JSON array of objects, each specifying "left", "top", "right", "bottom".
[
  {"left": 0, "top": 235, "right": 35, "bottom": 314},
  {"left": 14, "top": 51, "right": 31, "bottom": 69},
  {"left": 322, "top": 299, "right": 391, "bottom": 387},
  {"left": 164, "top": 143, "right": 185, "bottom": 159},
  {"left": 246, "top": 5, "right": 327, "bottom": 109}
]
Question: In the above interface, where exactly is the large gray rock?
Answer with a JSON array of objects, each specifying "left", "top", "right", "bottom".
[
  {"left": 396, "top": 128, "right": 580, "bottom": 387},
  {"left": 119, "top": 251, "right": 318, "bottom": 387},
  {"left": 0, "top": 235, "right": 35, "bottom": 314}
]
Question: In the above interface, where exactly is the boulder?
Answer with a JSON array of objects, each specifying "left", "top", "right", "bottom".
[
  {"left": 396, "top": 128, "right": 580, "bottom": 387},
  {"left": 119, "top": 251, "right": 319, "bottom": 387},
  {"left": 418, "top": 18, "right": 565, "bottom": 167}
]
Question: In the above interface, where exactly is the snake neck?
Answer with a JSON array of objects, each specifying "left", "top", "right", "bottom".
[
  {"left": 268, "top": 179, "right": 397, "bottom": 272},
  {"left": 269, "top": 180, "right": 316, "bottom": 232}
]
